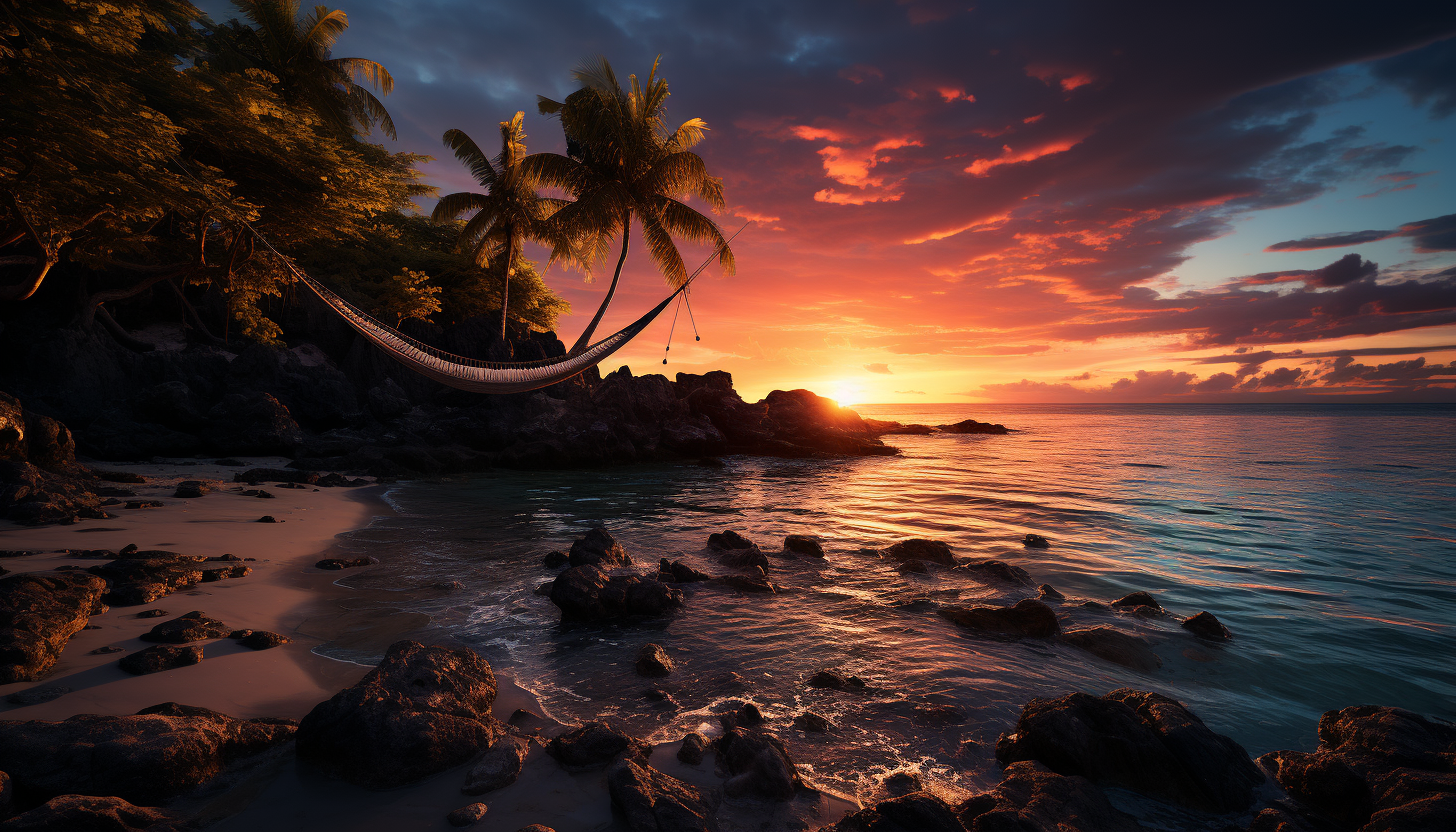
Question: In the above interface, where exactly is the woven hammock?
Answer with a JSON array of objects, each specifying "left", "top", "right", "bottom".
[{"left": 294, "top": 269, "right": 685, "bottom": 394}]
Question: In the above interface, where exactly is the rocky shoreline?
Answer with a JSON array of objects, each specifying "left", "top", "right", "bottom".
[{"left": 1, "top": 511, "right": 1451, "bottom": 832}]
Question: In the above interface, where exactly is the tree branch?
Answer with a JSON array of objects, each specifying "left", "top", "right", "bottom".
[{"left": 93, "top": 305, "right": 155, "bottom": 353}]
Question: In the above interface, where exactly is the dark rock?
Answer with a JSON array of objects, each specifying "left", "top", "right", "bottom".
[
  {"left": 957, "top": 761, "right": 1144, "bottom": 832},
  {"left": 607, "top": 758, "right": 717, "bottom": 832},
  {"left": 707, "top": 530, "right": 756, "bottom": 552},
  {"left": 1318, "top": 704, "right": 1456, "bottom": 770},
  {"left": 548, "top": 565, "right": 683, "bottom": 621},
  {"left": 1244, "top": 806, "right": 1316, "bottom": 832},
  {"left": 567, "top": 528, "right": 631, "bottom": 567},
  {"left": 240, "top": 489, "right": 274, "bottom": 499},
  {"left": 228, "top": 629, "right": 253, "bottom": 639},
  {"left": 879, "top": 539, "right": 954, "bottom": 566},
  {"left": 1062, "top": 627, "right": 1162, "bottom": 672},
  {"left": 710, "top": 533, "right": 768, "bottom": 571},
  {"left": 546, "top": 722, "right": 649, "bottom": 770},
  {"left": 515, "top": 827, "right": 557, "bottom": 832},
  {"left": 830, "top": 790, "right": 964, "bottom": 832},
  {"left": 446, "top": 803, "right": 488, "bottom": 827},
  {"left": 1022, "top": 533, "right": 1050, "bottom": 548},
  {"left": 542, "top": 550, "right": 568, "bottom": 569},
  {"left": 462, "top": 737, "right": 526, "bottom": 796},
  {"left": 123, "top": 500, "right": 163, "bottom": 510},
  {"left": 643, "top": 688, "right": 676, "bottom": 706},
  {"left": 257, "top": 515, "right": 277, "bottom": 523},
  {"left": 1258, "top": 749, "right": 1372, "bottom": 828},
  {"left": 808, "top": 670, "right": 868, "bottom": 693},
  {"left": 733, "top": 703, "right": 765, "bottom": 728},
  {"left": 315, "top": 556, "right": 377, "bottom": 570},
  {"left": 5, "top": 685, "right": 70, "bottom": 707},
  {"left": 659, "top": 559, "right": 712, "bottom": 583},
  {"left": 957, "top": 559, "right": 1033, "bottom": 585},
  {"left": 0, "top": 572, "right": 107, "bottom": 683},
  {"left": 0, "top": 795, "right": 181, "bottom": 831},
  {"left": 135, "top": 609, "right": 168, "bottom": 619},
  {"left": 89, "top": 646, "right": 124, "bottom": 655},
  {"left": 996, "top": 689, "right": 1263, "bottom": 813},
  {"left": 1363, "top": 793, "right": 1456, "bottom": 832},
  {"left": 296, "top": 641, "right": 499, "bottom": 789},
  {"left": 716, "top": 727, "right": 804, "bottom": 801},
  {"left": 119, "top": 645, "right": 202, "bottom": 675},
  {"left": 139, "top": 611, "right": 230, "bottom": 644},
  {"left": 215, "top": 458, "right": 245, "bottom": 466},
  {"left": 712, "top": 573, "right": 776, "bottom": 593},
  {"left": 199, "top": 564, "right": 250, "bottom": 582},
  {"left": 793, "top": 712, "right": 834, "bottom": 733},
  {"left": 1182, "top": 611, "right": 1232, "bottom": 640},
  {"left": 172, "top": 481, "right": 208, "bottom": 499},
  {"left": 939, "top": 599, "right": 1060, "bottom": 638},
  {"left": 1037, "top": 584, "right": 1064, "bottom": 601},
  {"left": 882, "top": 772, "right": 923, "bottom": 797},
  {"left": 239, "top": 631, "right": 289, "bottom": 650},
  {"left": 0, "top": 708, "right": 295, "bottom": 805},
  {"left": 912, "top": 705, "right": 968, "bottom": 726},
  {"left": 204, "top": 393, "right": 303, "bottom": 456},
  {"left": 936, "top": 418, "right": 1010, "bottom": 434},
  {"left": 636, "top": 643, "right": 674, "bottom": 677},
  {"left": 783, "top": 535, "right": 825, "bottom": 558},
  {"left": 1111, "top": 592, "right": 1161, "bottom": 610},
  {"left": 233, "top": 468, "right": 319, "bottom": 486},
  {"left": 0, "top": 460, "right": 110, "bottom": 526},
  {"left": 897, "top": 560, "right": 928, "bottom": 574},
  {"left": 678, "top": 732, "right": 709, "bottom": 765}
]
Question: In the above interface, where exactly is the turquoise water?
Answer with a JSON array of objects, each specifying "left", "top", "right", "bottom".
[{"left": 322, "top": 403, "right": 1456, "bottom": 800}]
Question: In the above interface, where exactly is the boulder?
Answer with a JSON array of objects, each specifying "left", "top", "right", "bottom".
[
  {"left": 716, "top": 727, "right": 803, "bottom": 800},
  {"left": 567, "top": 528, "right": 631, "bottom": 567},
  {"left": 879, "top": 539, "right": 954, "bottom": 566},
  {"left": 808, "top": 670, "right": 869, "bottom": 693},
  {"left": 1061, "top": 627, "right": 1162, "bottom": 672},
  {"left": 1111, "top": 592, "right": 1161, "bottom": 611},
  {"left": 542, "top": 551, "right": 568, "bottom": 569},
  {"left": 1037, "top": 584, "right": 1064, "bottom": 601},
  {"left": 678, "top": 732, "right": 709, "bottom": 765},
  {"left": 939, "top": 599, "right": 1060, "bottom": 638},
  {"left": 0, "top": 707, "right": 295, "bottom": 806},
  {"left": 658, "top": 559, "right": 712, "bottom": 583},
  {"left": 0, "top": 572, "right": 107, "bottom": 683},
  {"left": 1182, "top": 611, "right": 1231, "bottom": 640},
  {"left": 1022, "top": 533, "right": 1050, "bottom": 548},
  {"left": 172, "top": 481, "right": 208, "bottom": 499},
  {"left": 119, "top": 645, "right": 202, "bottom": 676},
  {"left": 793, "top": 712, "right": 834, "bottom": 733},
  {"left": 709, "top": 531, "right": 768, "bottom": 571},
  {"left": 636, "top": 643, "right": 674, "bottom": 677},
  {"left": 1258, "top": 749, "right": 1372, "bottom": 828},
  {"left": 607, "top": 758, "right": 717, "bottom": 832},
  {"left": 996, "top": 689, "right": 1263, "bottom": 813},
  {"left": 239, "top": 631, "right": 288, "bottom": 650},
  {"left": 783, "top": 535, "right": 825, "bottom": 558},
  {"left": 87, "top": 556, "right": 203, "bottom": 607},
  {"left": 20, "top": 411, "right": 76, "bottom": 472},
  {"left": 462, "top": 738, "right": 526, "bottom": 796},
  {"left": 296, "top": 641, "right": 499, "bottom": 789},
  {"left": 546, "top": 723, "right": 649, "bottom": 770},
  {"left": 956, "top": 559, "right": 1033, "bottom": 585},
  {"left": 882, "top": 772, "right": 923, "bottom": 797},
  {"left": 548, "top": 566, "right": 683, "bottom": 621},
  {"left": 139, "top": 611, "right": 230, "bottom": 644},
  {"left": 829, "top": 791, "right": 964, "bottom": 832},
  {"left": 446, "top": 802, "right": 488, "bottom": 827},
  {"left": 957, "top": 761, "right": 1144, "bottom": 832},
  {"left": 0, "top": 795, "right": 181, "bottom": 831}
]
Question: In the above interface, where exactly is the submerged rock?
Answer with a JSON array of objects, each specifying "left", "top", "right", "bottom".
[
  {"left": 939, "top": 599, "right": 1060, "bottom": 638},
  {"left": 548, "top": 565, "right": 683, "bottom": 620},
  {"left": 879, "top": 539, "right": 954, "bottom": 566},
  {"left": 1022, "top": 533, "right": 1050, "bottom": 548},
  {"left": 1111, "top": 592, "right": 1161, "bottom": 611},
  {"left": 1182, "top": 611, "right": 1231, "bottom": 640},
  {"left": 0, "top": 706, "right": 295, "bottom": 806},
  {"left": 542, "top": 550, "right": 568, "bottom": 569},
  {"left": 139, "top": 611, "right": 230, "bottom": 644},
  {"left": 793, "top": 712, "right": 835, "bottom": 733},
  {"left": 956, "top": 559, "right": 1033, "bottom": 585},
  {"left": 546, "top": 722, "right": 649, "bottom": 770},
  {"left": 783, "top": 534, "right": 825, "bottom": 558},
  {"left": 1061, "top": 627, "right": 1162, "bottom": 672},
  {"left": 635, "top": 643, "right": 674, "bottom": 677},
  {"left": 607, "top": 758, "right": 717, "bottom": 832},
  {"left": 995, "top": 689, "right": 1263, "bottom": 813},
  {"left": 462, "top": 738, "right": 526, "bottom": 795},
  {"left": 0, "top": 572, "right": 107, "bottom": 683},
  {"left": 808, "top": 670, "right": 869, "bottom": 693},
  {"left": 296, "top": 641, "right": 498, "bottom": 789},
  {"left": 567, "top": 528, "right": 631, "bottom": 567}
]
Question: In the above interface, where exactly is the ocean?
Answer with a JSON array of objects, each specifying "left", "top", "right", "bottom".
[{"left": 315, "top": 403, "right": 1456, "bottom": 801}]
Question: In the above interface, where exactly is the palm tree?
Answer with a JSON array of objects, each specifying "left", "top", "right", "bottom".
[
  {"left": 221, "top": 0, "right": 396, "bottom": 139},
  {"left": 529, "top": 56, "right": 734, "bottom": 355},
  {"left": 432, "top": 112, "right": 571, "bottom": 339}
]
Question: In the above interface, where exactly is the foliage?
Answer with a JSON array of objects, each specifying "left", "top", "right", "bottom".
[{"left": 374, "top": 268, "right": 440, "bottom": 327}]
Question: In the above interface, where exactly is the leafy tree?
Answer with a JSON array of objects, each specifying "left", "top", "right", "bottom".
[
  {"left": 374, "top": 267, "right": 440, "bottom": 326},
  {"left": 531, "top": 56, "right": 734, "bottom": 354},
  {"left": 432, "top": 112, "right": 581, "bottom": 339}
]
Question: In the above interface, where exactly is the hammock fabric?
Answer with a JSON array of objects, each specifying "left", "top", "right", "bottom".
[{"left": 295, "top": 269, "right": 685, "bottom": 394}]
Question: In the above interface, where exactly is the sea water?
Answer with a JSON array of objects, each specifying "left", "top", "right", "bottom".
[{"left": 317, "top": 403, "right": 1456, "bottom": 799}]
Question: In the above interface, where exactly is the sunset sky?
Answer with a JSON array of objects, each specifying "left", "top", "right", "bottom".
[{"left": 204, "top": 1, "right": 1456, "bottom": 403}]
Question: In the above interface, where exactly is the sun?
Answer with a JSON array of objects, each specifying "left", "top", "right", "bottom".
[{"left": 827, "top": 380, "right": 863, "bottom": 406}]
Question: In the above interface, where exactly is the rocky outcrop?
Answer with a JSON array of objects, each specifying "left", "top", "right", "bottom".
[
  {"left": 936, "top": 418, "right": 1010, "bottom": 434},
  {"left": 958, "top": 762, "right": 1145, "bottom": 832},
  {"left": 715, "top": 727, "right": 804, "bottom": 801},
  {"left": 0, "top": 706, "right": 295, "bottom": 806},
  {"left": 939, "top": 599, "right": 1060, "bottom": 638},
  {"left": 567, "top": 528, "right": 631, "bottom": 567},
  {"left": 995, "top": 689, "right": 1263, "bottom": 813},
  {"left": 606, "top": 758, "right": 717, "bottom": 832},
  {"left": 87, "top": 555, "right": 206, "bottom": 606},
  {"left": 1061, "top": 627, "right": 1162, "bottom": 672},
  {"left": 0, "top": 795, "right": 182, "bottom": 831},
  {"left": 546, "top": 723, "right": 649, "bottom": 770},
  {"left": 0, "top": 462, "right": 108, "bottom": 526},
  {"left": 296, "top": 641, "right": 499, "bottom": 789},
  {"left": 548, "top": 565, "right": 683, "bottom": 621},
  {"left": 0, "top": 572, "right": 107, "bottom": 683}
]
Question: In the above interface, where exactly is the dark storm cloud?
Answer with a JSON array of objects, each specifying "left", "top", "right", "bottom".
[
  {"left": 1372, "top": 34, "right": 1456, "bottom": 118},
  {"left": 1233, "top": 253, "right": 1379, "bottom": 288},
  {"left": 1323, "top": 355, "right": 1455, "bottom": 384}
]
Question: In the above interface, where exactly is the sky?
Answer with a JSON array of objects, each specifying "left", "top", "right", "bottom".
[{"left": 202, "top": 0, "right": 1456, "bottom": 403}]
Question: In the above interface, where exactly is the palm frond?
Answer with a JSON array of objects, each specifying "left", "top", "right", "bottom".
[
  {"left": 652, "top": 197, "right": 734, "bottom": 274},
  {"left": 331, "top": 56, "right": 394, "bottom": 95},
  {"left": 638, "top": 210, "right": 688, "bottom": 287},
  {"left": 347, "top": 85, "right": 396, "bottom": 139},
  {"left": 431, "top": 191, "right": 489, "bottom": 222},
  {"left": 442, "top": 129, "right": 498, "bottom": 188},
  {"left": 300, "top": 7, "right": 348, "bottom": 53}
]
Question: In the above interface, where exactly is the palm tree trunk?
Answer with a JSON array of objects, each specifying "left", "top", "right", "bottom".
[
  {"left": 501, "top": 235, "right": 518, "bottom": 341},
  {"left": 569, "top": 213, "right": 631, "bottom": 356}
]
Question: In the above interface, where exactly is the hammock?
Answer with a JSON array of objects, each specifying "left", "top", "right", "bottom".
[{"left": 294, "top": 269, "right": 686, "bottom": 394}]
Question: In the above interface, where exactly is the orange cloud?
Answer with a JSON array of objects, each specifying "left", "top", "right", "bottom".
[
  {"left": 965, "top": 137, "right": 1082, "bottom": 175},
  {"left": 937, "top": 87, "right": 973, "bottom": 102}
]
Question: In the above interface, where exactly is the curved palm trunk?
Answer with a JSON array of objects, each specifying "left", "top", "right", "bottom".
[
  {"left": 569, "top": 213, "right": 631, "bottom": 356},
  {"left": 501, "top": 234, "right": 519, "bottom": 341}
]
